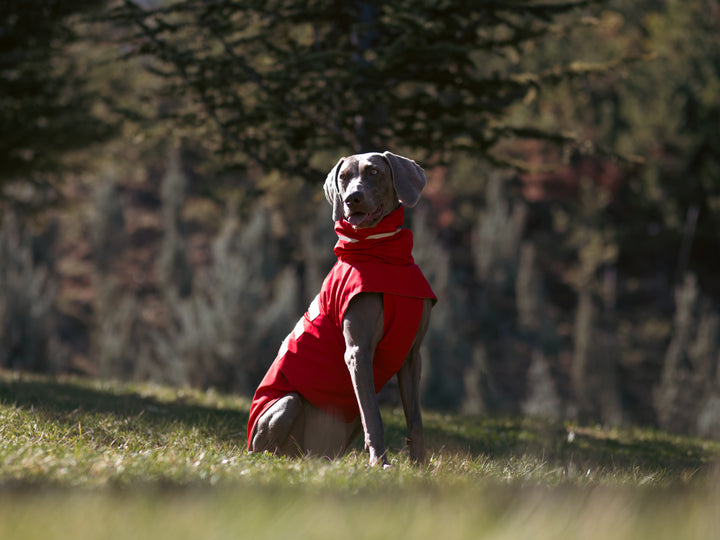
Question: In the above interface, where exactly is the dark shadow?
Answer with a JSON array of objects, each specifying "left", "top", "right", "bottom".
[{"left": 0, "top": 376, "right": 250, "bottom": 446}]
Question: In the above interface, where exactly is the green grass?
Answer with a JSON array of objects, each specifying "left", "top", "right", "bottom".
[{"left": 1, "top": 369, "right": 719, "bottom": 539}]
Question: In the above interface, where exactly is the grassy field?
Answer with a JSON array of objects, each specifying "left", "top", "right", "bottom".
[{"left": 1, "top": 369, "right": 718, "bottom": 539}]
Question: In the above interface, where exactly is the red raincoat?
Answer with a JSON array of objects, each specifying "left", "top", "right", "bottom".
[{"left": 246, "top": 206, "right": 436, "bottom": 448}]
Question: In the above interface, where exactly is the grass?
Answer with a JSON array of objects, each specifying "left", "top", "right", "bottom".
[{"left": 1, "top": 369, "right": 719, "bottom": 539}]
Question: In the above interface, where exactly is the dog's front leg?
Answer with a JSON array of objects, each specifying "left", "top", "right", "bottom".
[
  {"left": 397, "top": 299, "right": 431, "bottom": 465},
  {"left": 397, "top": 345, "right": 427, "bottom": 465},
  {"left": 342, "top": 293, "right": 388, "bottom": 467}
]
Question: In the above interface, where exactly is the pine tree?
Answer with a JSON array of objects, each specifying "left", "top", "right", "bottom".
[
  {"left": 0, "top": 1, "right": 115, "bottom": 209},
  {"left": 106, "top": 0, "right": 602, "bottom": 180}
]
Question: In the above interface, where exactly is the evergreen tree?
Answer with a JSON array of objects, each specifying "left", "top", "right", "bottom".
[
  {"left": 107, "top": 0, "right": 604, "bottom": 179},
  {"left": 0, "top": 1, "right": 115, "bottom": 210}
]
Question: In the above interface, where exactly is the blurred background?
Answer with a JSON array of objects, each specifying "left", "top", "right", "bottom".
[{"left": 2, "top": 0, "right": 719, "bottom": 438}]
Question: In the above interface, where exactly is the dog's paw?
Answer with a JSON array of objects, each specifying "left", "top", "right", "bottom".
[{"left": 368, "top": 453, "right": 391, "bottom": 469}]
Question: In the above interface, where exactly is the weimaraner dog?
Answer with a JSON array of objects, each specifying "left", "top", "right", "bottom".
[{"left": 247, "top": 151, "right": 435, "bottom": 467}]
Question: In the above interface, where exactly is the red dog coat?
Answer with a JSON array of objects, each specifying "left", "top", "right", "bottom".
[{"left": 246, "top": 206, "right": 436, "bottom": 448}]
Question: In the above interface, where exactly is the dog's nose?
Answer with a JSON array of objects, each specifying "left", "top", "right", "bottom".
[{"left": 344, "top": 191, "right": 364, "bottom": 206}]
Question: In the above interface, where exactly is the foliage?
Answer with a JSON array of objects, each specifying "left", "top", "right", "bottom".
[
  {"left": 490, "top": 0, "right": 720, "bottom": 429},
  {"left": 626, "top": 0, "right": 720, "bottom": 290},
  {"left": 510, "top": 0, "right": 720, "bottom": 292},
  {"left": 3, "top": 0, "right": 720, "bottom": 443},
  {"left": 88, "top": 148, "right": 310, "bottom": 391},
  {"left": 103, "top": 0, "right": 616, "bottom": 179},
  {"left": 0, "top": 0, "right": 115, "bottom": 210},
  {"left": 0, "top": 212, "right": 56, "bottom": 371}
]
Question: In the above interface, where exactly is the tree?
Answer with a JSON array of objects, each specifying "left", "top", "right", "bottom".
[
  {"left": 627, "top": 0, "right": 720, "bottom": 292},
  {"left": 508, "top": 0, "right": 720, "bottom": 297},
  {"left": 0, "top": 0, "right": 116, "bottom": 211},
  {"left": 106, "top": 0, "right": 612, "bottom": 181}
]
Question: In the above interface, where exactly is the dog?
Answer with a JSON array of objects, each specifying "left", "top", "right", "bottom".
[{"left": 246, "top": 151, "right": 435, "bottom": 467}]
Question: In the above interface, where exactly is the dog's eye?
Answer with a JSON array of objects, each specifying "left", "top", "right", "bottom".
[{"left": 369, "top": 169, "right": 379, "bottom": 175}]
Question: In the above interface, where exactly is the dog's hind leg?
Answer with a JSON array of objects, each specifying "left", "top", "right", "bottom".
[
  {"left": 250, "top": 393, "right": 305, "bottom": 457},
  {"left": 302, "top": 402, "right": 362, "bottom": 459}
]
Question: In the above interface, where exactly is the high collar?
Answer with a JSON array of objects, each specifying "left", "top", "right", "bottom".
[
  {"left": 335, "top": 205, "right": 405, "bottom": 242},
  {"left": 333, "top": 206, "right": 415, "bottom": 266}
]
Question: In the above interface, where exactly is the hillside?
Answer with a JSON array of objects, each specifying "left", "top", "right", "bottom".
[
  {"left": 1, "top": 369, "right": 718, "bottom": 539},
  {"left": 4, "top": 0, "right": 720, "bottom": 441}
]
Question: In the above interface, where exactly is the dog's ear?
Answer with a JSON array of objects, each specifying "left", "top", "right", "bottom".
[
  {"left": 323, "top": 157, "right": 345, "bottom": 221},
  {"left": 381, "top": 151, "right": 427, "bottom": 207}
]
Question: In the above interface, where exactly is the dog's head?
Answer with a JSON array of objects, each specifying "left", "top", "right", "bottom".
[{"left": 323, "top": 151, "right": 427, "bottom": 227}]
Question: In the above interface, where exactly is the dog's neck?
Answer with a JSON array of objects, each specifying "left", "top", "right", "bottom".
[
  {"left": 336, "top": 205, "right": 404, "bottom": 241},
  {"left": 333, "top": 206, "right": 415, "bottom": 266}
]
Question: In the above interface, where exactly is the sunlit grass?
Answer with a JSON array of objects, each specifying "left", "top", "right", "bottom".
[{"left": 1, "top": 369, "right": 719, "bottom": 539}]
